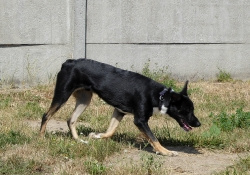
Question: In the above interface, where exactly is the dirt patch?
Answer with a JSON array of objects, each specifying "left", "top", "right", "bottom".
[
  {"left": 26, "top": 120, "right": 248, "bottom": 175},
  {"left": 106, "top": 148, "right": 247, "bottom": 175},
  {"left": 26, "top": 119, "right": 70, "bottom": 133}
]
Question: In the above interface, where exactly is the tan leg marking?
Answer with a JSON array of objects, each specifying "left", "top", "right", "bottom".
[
  {"left": 139, "top": 131, "right": 178, "bottom": 156},
  {"left": 40, "top": 105, "right": 59, "bottom": 137},
  {"left": 67, "top": 103, "right": 88, "bottom": 139},
  {"left": 89, "top": 108, "right": 123, "bottom": 139},
  {"left": 151, "top": 141, "right": 178, "bottom": 156},
  {"left": 67, "top": 90, "right": 92, "bottom": 140}
]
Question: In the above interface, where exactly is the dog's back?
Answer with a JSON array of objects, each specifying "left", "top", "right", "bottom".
[{"left": 57, "top": 58, "right": 162, "bottom": 113}]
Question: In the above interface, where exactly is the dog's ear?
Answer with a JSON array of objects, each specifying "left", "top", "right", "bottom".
[
  {"left": 170, "top": 91, "right": 182, "bottom": 102},
  {"left": 180, "top": 80, "right": 188, "bottom": 96}
]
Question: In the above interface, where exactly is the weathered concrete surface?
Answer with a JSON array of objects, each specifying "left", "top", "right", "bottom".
[
  {"left": 87, "top": 0, "right": 250, "bottom": 43},
  {"left": 87, "top": 44, "right": 250, "bottom": 80},
  {"left": 73, "top": 0, "right": 86, "bottom": 59},
  {"left": 0, "top": 0, "right": 71, "bottom": 44},
  {"left": 0, "top": 45, "right": 72, "bottom": 85},
  {"left": 86, "top": 0, "right": 250, "bottom": 80},
  {"left": 0, "top": 0, "right": 74, "bottom": 85}
]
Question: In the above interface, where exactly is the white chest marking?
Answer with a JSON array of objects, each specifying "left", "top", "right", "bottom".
[
  {"left": 160, "top": 105, "right": 168, "bottom": 114},
  {"left": 153, "top": 105, "right": 168, "bottom": 115}
]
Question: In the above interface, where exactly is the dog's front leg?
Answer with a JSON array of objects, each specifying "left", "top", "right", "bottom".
[
  {"left": 89, "top": 109, "right": 124, "bottom": 139},
  {"left": 134, "top": 118, "right": 178, "bottom": 156}
]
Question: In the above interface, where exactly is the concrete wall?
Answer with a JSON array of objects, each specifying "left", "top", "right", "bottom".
[
  {"left": 87, "top": 0, "right": 250, "bottom": 80},
  {"left": 0, "top": 0, "right": 74, "bottom": 85},
  {"left": 0, "top": 0, "right": 250, "bottom": 86}
]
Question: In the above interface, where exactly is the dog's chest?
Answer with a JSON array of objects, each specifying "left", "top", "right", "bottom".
[{"left": 153, "top": 105, "right": 168, "bottom": 115}]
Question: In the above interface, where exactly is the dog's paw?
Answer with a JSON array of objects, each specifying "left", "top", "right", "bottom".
[
  {"left": 89, "top": 132, "right": 103, "bottom": 139},
  {"left": 79, "top": 139, "right": 89, "bottom": 144},
  {"left": 156, "top": 150, "right": 178, "bottom": 157},
  {"left": 169, "top": 151, "right": 178, "bottom": 157}
]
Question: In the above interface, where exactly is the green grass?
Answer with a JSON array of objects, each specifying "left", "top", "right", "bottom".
[
  {"left": 0, "top": 130, "right": 31, "bottom": 148},
  {"left": 210, "top": 108, "right": 250, "bottom": 132},
  {"left": 84, "top": 160, "right": 108, "bottom": 175}
]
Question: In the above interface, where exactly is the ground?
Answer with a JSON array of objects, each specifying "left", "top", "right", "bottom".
[
  {"left": 1, "top": 81, "right": 249, "bottom": 174},
  {"left": 26, "top": 119, "right": 248, "bottom": 175}
]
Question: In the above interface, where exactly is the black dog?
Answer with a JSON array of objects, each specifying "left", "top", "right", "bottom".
[{"left": 40, "top": 58, "right": 201, "bottom": 156}]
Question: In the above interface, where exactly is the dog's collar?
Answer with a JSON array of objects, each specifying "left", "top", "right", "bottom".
[
  {"left": 159, "top": 88, "right": 174, "bottom": 101},
  {"left": 159, "top": 88, "right": 168, "bottom": 101}
]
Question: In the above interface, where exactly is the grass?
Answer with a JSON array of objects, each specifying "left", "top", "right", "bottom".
[
  {"left": 0, "top": 156, "right": 45, "bottom": 175},
  {"left": 0, "top": 130, "right": 30, "bottom": 148},
  {"left": 216, "top": 69, "right": 233, "bottom": 82},
  {"left": 0, "top": 66, "right": 249, "bottom": 174}
]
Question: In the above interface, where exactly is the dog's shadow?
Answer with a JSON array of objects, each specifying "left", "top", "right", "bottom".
[
  {"left": 141, "top": 144, "right": 201, "bottom": 155},
  {"left": 76, "top": 127, "right": 201, "bottom": 155},
  {"left": 157, "top": 137, "right": 202, "bottom": 155},
  {"left": 130, "top": 138, "right": 201, "bottom": 155}
]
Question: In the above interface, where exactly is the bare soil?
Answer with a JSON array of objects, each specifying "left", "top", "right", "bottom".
[
  {"left": 106, "top": 147, "right": 247, "bottom": 175},
  {"left": 26, "top": 119, "right": 248, "bottom": 175}
]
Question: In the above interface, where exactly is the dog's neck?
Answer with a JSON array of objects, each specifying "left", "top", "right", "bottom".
[
  {"left": 156, "top": 88, "right": 174, "bottom": 114},
  {"left": 159, "top": 88, "right": 168, "bottom": 101},
  {"left": 159, "top": 88, "right": 174, "bottom": 101}
]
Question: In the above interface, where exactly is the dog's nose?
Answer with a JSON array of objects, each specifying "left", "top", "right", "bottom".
[
  {"left": 189, "top": 119, "right": 201, "bottom": 127},
  {"left": 195, "top": 121, "right": 201, "bottom": 127}
]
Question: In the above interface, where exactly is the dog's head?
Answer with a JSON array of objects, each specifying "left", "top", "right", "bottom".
[{"left": 160, "top": 81, "right": 201, "bottom": 131}]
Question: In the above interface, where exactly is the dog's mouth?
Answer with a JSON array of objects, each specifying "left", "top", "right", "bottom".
[{"left": 181, "top": 119, "right": 192, "bottom": 132}]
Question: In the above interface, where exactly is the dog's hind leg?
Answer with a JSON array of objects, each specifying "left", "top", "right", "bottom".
[
  {"left": 40, "top": 80, "right": 75, "bottom": 136},
  {"left": 67, "top": 89, "right": 92, "bottom": 140},
  {"left": 89, "top": 108, "right": 124, "bottom": 139},
  {"left": 40, "top": 89, "right": 73, "bottom": 137},
  {"left": 40, "top": 104, "right": 59, "bottom": 137}
]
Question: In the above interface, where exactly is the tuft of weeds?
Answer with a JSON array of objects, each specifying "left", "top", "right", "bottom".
[
  {"left": 141, "top": 60, "right": 180, "bottom": 91},
  {"left": 0, "top": 130, "right": 31, "bottom": 148},
  {"left": 84, "top": 159, "right": 108, "bottom": 175},
  {"left": 210, "top": 108, "right": 250, "bottom": 132},
  {"left": 216, "top": 69, "right": 233, "bottom": 82},
  {"left": 197, "top": 107, "right": 250, "bottom": 151}
]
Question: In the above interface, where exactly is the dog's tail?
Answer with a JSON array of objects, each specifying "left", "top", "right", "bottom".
[{"left": 40, "top": 59, "right": 78, "bottom": 136}]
